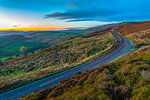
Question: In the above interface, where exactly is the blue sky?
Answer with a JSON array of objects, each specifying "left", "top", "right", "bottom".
[{"left": 0, "top": 0, "right": 150, "bottom": 29}]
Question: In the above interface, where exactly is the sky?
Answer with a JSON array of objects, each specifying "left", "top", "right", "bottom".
[{"left": 0, "top": 0, "right": 150, "bottom": 31}]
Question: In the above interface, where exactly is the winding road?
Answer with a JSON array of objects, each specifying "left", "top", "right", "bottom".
[{"left": 0, "top": 30, "right": 133, "bottom": 100}]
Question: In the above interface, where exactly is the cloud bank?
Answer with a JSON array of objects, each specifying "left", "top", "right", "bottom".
[{"left": 44, "top": 0, "right": 150, "bottom": 22}]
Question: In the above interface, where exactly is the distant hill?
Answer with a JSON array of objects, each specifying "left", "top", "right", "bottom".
[
  {"left": 85, "top": 23, "right": 117, "bottom": 30},
  {"left": 0, "top": 31, "right": 29, "bottom": 36}
]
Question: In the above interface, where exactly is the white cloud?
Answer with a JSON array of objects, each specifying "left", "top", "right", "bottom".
[{"left": 0, "top": 14, "right": 30, "bottom": 28}]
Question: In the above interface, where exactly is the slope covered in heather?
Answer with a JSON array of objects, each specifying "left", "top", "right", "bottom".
[
  {"left": 118, "top": 21, "right": 150, "bottom": 47},
  {"left": 21, "top": 45, "right": 150, "bottom": 100}
]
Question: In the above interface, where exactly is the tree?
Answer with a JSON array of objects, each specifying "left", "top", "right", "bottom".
[{"left": 20, "top": 46, "right": 27, "bottom": 54}]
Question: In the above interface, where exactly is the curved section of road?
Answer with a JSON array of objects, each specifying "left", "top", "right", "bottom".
[{"left": 0, "top": 30, "right": 133, "bottom": 100}]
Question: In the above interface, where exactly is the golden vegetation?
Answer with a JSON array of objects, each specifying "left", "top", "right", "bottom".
[{"left": 118, "top": 21, "right": 150, "bottom": 47}]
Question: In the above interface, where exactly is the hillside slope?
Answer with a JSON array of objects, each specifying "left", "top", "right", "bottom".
[
  {"left": 118, "top": 21, "right": 150, "bottom": 47},
  {"left": 0, "top": 26, "right": 107, "bottom": 59},
  {"left": 21, "top": 45, "right": 150, "bottom": 100},
  {"left": 0, "top": 28, "right": 117, "bottom": 94}
]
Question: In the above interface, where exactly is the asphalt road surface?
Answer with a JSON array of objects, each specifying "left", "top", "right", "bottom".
[{"left": 0, "top": 30, "right": 133, "bottom": 100}]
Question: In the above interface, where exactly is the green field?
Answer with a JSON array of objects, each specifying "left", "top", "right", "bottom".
[
  {"left": 0, "top": 37, "right": 49, "bottom": 59},
  {"left": 0, "top": 56, "right": 16, "bottom": 61}
]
